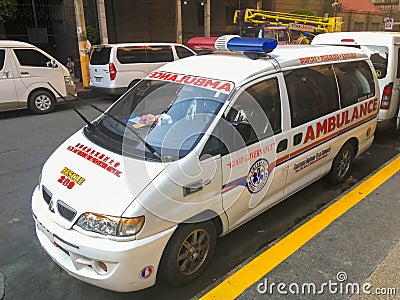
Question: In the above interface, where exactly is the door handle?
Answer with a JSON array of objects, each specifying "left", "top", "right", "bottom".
[
  {"left": 183, "top": 179, "right": 211, "bottom": 197},
  {"left": 21, "top": 71, "right": 30, "bottom": 75},
  {"left": 277, "top": 139, "right": 288, "bottom": 153}
]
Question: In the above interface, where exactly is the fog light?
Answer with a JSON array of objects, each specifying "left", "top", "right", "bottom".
[
  {"left": 92, "top": 260, "right": 108, "bottom": 274},
  {"left": 98, "top": 261, "right": 108, "bottom": 272}
]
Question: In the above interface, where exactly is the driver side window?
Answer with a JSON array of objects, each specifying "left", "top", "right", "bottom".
[{"left": 201, "top": 78, "right": 281, "bottom": 158}]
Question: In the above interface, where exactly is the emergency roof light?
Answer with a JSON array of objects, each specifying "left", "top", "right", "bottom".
[{"left": 188, "top": 35, "right": 278, "bottom": 54}]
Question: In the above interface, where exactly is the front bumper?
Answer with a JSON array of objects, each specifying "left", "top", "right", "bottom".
[
  {"left": 65, "top": 81, "right": 77, "bottom": 101},
  {"left": 31, "top": 186, "right": 176, "bottom": 292},
  {"left": 89, "top": 85, "right": 126, "bottom": 96}
]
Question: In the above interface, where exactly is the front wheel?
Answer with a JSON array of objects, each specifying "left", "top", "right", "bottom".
[
  {"left": 159, "top": 221, "right": 217, "bottom": 286},
  {"left": 327, "top": 143, "right": 355, "bottom": 184},
  {"left": 28, "top": 90, "right": 56, "bottom": 114}
]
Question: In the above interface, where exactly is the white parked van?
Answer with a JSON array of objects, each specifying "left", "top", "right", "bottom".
[
  {"left": 89, "top": 43, "right": 196, "bottom": 95},
  {"left": 32, "top": 36, "right": 379, "bottom": 292},
  {"left": 312, "top": 32, "right": 400, "bottom": 130},
  {"left": 0, "top": 40, "right": 76, "bottom": 114}
]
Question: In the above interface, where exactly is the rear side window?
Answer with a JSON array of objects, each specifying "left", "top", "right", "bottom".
[
  {"left": 285, "top": 65, "right": 339, "bottom": 128},
  {"left": 334, "top": 61, "right": 375, "bottom": 108},
  {"left": 90, "top": 47, "right": 111, "bottom": 65},
  {"left": 175, "top": 46, "right": 195, "bottom": 59},
  {"left": 360, "top": 45, "right": 388, "bottom": 79},
  {"left": 116, "top": 47, "right": 147, "bottom": 64},
  {"left": 0, "top": 50, "right": 5, "bottom": 70},
  {"left": 14, "top": 49, "right": 50, "bottom": 67},
  {"left": 146, "top": 45, "right": 174, "bottom": 63}
]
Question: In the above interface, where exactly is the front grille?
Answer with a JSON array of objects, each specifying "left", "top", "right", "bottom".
[
  {"left": 57, "top": 200, "right": 77, "bottom": 221},
  {"left": 42, "top": 186, "right": 52, "bottom": 204}
]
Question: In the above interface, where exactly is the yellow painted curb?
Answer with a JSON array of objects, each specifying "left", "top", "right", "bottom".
[{"left": 201, "top": 155, "right": 400, "bottom": 300}]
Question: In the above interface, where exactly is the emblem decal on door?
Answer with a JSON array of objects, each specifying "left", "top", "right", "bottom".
[{"left": 246, "top": 159, "right": 269, "bottom": 194}]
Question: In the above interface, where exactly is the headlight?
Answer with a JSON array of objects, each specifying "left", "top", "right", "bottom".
[{"left": 76, "top": 212, "right": 145, "bottom": 237}]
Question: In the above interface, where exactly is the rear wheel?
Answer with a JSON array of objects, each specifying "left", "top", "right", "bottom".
[
  {"left": 159, "top": 221, "right": 217, "bottom": 286},
  {"left": 28, "top": 90, "right": 56, "bottom": 114},
  {"left": 327, "top": 143, "right": 355, "bottom": 184}
]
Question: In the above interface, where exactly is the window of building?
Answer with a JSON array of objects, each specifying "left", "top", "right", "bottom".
[
  {"left": 13, "top": 49, "right": 51, "bottom": 67},
  {"left": 175, "top": 46, "right": 195, "bottom": 59},
  {"left": 334, "top": 61, "right": 375, "bottom": 108},
  {"left": 353, "top": 22, "right": 365, "bottom": 31},
  {"left": 146, "top": 45, "right": 174, "bottom": 63},
  {"left": 117, "top": 47, "right": 147, "bottom": 64},
  {"left": 285, "top": 65, "right": 339, "bottom": 127},
  {"left": 0, "top": 50, "right": 5, "bottom": 70}
]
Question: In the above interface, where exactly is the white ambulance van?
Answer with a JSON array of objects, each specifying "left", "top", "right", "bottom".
[
  {"left": 0, "top": 40, "right": 76, "bottom": 114},
  {"left": 32, "top": 36, "right": 379, "bottom": 292},
  {"left": 311, "top": 32, "right": 400, "bottom": 130}
]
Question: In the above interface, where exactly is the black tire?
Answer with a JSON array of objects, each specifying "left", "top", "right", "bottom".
[
  {"left": 28, "top": 90, "right": 56, "bottom": 114},
  {"left": 327, "top": 143, "right": 355, "bottom": 184},
  {"left": 158, "top": 221, "right": 217, "bottom": 286}
]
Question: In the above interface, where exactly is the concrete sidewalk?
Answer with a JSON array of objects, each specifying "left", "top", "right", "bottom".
[
  {"left": 75, "top": 81, "right": 113, "bottom": 100},
  {"left": 198, "top": 156, "right": 400, "bottom": 299}
]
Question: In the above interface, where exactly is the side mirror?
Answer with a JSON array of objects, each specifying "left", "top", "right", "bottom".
[{"left": 232, "top": 121, "right": 252, "bottom": 143}]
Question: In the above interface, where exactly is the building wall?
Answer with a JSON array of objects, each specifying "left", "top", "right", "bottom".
[
  {"left": 104, "top": 0, "right": 176, "bottom": 43},
  {"left": 340, "top": 12, "right": 384, "bottom": 31}
]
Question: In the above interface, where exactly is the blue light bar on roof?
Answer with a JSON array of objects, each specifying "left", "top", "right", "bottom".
[
  {"left": 227, "top": 37, "right": 278, "bottom": 53},
  {"left": 188, "top": 35, "right": 278, "bottom": 54}
]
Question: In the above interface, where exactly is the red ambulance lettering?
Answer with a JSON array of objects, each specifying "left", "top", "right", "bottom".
[
  {"left": 204, "top": 79, "right": 221, "bottom": 89},
  {"left": 193, "top": 78, "right": 207, "bottom": 86},
  {"left": 328, "top": 116, "right": 336, "bottom": 132},
  {"left": 183, "top": 76, "right": 197, "bottom": 84},
  {"left": 159, "top": 73, "right": 172, "bottom": 80},
  {"left": 218, "top": 82, "right": 232, "bottom": 92},
  {"left": 168, "top": 74, "right": 178, "bottom": 81},
  {"left": 316, "top": 119, "right": 327, "bottom": 138},
  {"left": 303, "top": 98, "right": 378, "bottom": 144},
  {"left": 175, "top": 75, "right": 188, "bottom": 83},
  {"left": 351, "top": 107, "right": 359, "bottom": 122}
]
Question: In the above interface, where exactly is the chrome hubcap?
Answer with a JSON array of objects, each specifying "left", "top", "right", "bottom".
[
  {"left": 177, "top": 229, "right": 210, "bottom": 275},
  {"left": 337, "top": 150, "right": 351, "bottom": 178},
  {"left": 35, "top": 95, "right": 51, "bottom": 111}
]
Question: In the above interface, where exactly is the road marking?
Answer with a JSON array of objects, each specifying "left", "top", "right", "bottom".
[{"left": 200, "top": 155, "right": 400, "bottom": 300}]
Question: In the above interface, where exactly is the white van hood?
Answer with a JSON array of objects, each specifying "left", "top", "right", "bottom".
[{"left": 40, "top": 130, "right": 165, "bottom": 221}]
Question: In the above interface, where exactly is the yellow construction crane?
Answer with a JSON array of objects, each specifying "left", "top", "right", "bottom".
[
  {"left": 234, "top": 8, "right": 342, "bottom": 33},
  {"left": 234, "top": 8, "right": 342, "bottom": 44}
]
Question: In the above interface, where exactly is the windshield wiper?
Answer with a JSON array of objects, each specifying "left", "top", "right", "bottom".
[{"left": 47, "top": 82, "right": 162, "bottom": 160}]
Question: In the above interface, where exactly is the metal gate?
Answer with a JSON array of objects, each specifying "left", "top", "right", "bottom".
[{"left": 4, "top": 0, "right": 69, "bottom": 61}]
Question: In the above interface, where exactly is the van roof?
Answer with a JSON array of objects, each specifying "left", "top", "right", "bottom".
[
  {"left": 0, "top": 40, "right": 35, "bottom": 48},
  {"left": 312, "top": 31, "right": 400, "bottom": 45},
  {"left": 92, "top": 42, "right": 181, "bottom": 48},
  {"left": 158, "top": 44, "right": 367, "bottom": 85}
]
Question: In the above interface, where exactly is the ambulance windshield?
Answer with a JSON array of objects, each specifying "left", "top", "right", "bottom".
[{"left": 85, "top": 78, "right": 233, "bottom": 161}]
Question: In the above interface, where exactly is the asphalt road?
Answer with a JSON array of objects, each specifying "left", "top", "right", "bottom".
[{"left": 0, "top": 99, "right": 399, "bottom": 300}]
